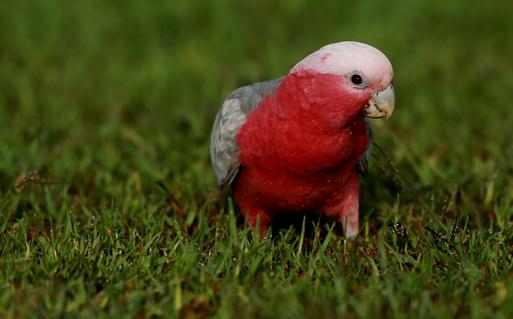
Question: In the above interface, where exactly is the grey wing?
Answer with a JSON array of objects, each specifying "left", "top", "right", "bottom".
[
  {"left": 356, "top": 118, "right": 373, "bottom": 176},
  {"left": 210, "top": 76, "right": 285, "bottom": 186}
]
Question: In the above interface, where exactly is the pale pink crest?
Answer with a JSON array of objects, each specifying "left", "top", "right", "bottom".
[{"left": 290, "top": 41, "right": 394, "bottom": 90}]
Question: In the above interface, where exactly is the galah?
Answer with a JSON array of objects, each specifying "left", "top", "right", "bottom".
[{"left": 210, "top": 41, "right": 395, "bottom": 238}]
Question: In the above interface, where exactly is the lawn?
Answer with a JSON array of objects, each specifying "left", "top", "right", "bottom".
[{"left": 1, "top": 0, "right": 513, "bottom": 318}]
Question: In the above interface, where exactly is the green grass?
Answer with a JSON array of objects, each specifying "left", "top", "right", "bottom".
[{"left": 1, "top": 0, "right": 513, "bottom": 318}]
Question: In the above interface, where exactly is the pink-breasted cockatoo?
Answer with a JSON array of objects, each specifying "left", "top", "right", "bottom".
[{"left": 210, "top": 41, "right": 395, "bottom": 238}]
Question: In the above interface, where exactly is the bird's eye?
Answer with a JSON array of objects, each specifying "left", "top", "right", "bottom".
[{"left": 351, "top": 74, "right": 363, "bottom": 85}]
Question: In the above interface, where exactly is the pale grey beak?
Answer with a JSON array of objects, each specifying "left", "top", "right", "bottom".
[{"left": 361, "top": 84, "right": 395, "bottom": 119}]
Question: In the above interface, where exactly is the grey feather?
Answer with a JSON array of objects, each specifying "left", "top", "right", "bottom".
[
  {"left": 356, "top": 118, "right": 373, "bottom": 176},
  {"left": 210, "top": 76, "right": 285, "bottom": 186}
]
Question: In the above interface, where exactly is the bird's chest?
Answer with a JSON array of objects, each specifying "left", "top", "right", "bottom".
[
  {"left": 236, "top": 119, "right": 368, "bottom": 212},
  {"left": 266, "top": 118, "right": 368, "bottom": 174}
]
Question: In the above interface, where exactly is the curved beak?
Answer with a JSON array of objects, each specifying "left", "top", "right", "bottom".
[{"left": 361, "top": 84, "right": 395, "bottom": 119}]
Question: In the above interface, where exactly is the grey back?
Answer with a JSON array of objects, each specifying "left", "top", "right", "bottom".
[{"left": 210, "top": 76, "right": 285, "bottom": 186}]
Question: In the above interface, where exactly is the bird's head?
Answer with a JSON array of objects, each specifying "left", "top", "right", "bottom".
[{"left": 290, "top": 41, "right": 395, "bottom": 123}]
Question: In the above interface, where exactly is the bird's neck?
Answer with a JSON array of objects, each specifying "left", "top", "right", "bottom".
[{"left": 272, "top": 72, "right": 366, "bottom": 133}]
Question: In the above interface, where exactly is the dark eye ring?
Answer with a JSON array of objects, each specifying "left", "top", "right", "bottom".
[{"left": 351, "top": 74, "right": 363, "bottom": 85}]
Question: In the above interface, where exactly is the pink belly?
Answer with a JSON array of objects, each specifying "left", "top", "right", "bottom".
[{"left": 234, "top": 166, "right": 352, "bottom": 214}]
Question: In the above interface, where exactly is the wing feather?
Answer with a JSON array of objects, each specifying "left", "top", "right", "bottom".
[{"left": 210, "top": 76, "right": 284, "bottom": 186}]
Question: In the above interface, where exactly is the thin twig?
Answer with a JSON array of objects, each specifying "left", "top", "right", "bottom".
[{"left": 372, "top": 142, "right": 447, "bottom": 230}]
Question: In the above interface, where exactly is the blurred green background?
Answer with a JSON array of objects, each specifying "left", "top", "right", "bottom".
[
  {"left": 1, "top": 0, "right": 513, "bottom": 318},
  {"left": 1, "top": 0, "right": 512, "bottom": 193}
]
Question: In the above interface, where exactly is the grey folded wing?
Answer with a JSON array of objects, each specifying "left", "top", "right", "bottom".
[
  {"left": 356, "top": 118, "right": 373, "bottom": 176},
  {"left": 210, "top": 76, "right": 285, "bottom": 186}
]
